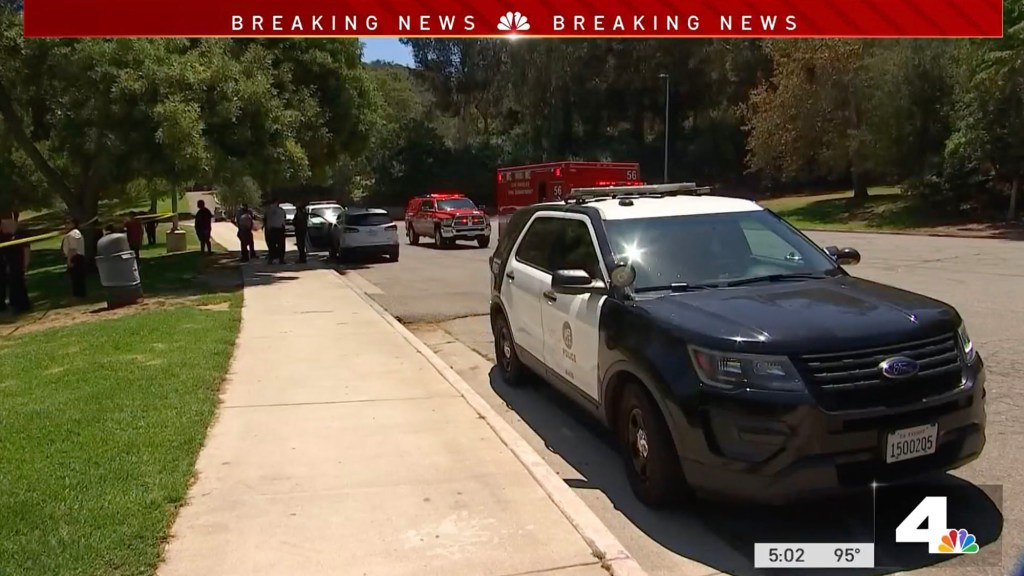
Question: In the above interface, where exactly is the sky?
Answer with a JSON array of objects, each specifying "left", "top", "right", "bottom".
[{"left": 360, "top": 38, "right": 415, "bottom": 67}]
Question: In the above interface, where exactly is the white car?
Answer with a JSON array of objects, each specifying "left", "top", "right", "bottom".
[
  {"left": 329, "top": 208, "right": 399, "bottom": 262},
  {"left": 281, "top": 202, "right": 296, "bottom": 235}
]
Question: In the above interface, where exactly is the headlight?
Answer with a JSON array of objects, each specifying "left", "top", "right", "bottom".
[
  {"left": 688, "top": 346, "right": 806, "bottom": 392},
  {"left": 957, "top": 322, "right": 976, "bottom": 364},
  {"left": 442, "top": 218, "right": 454, "bottom": 226}
]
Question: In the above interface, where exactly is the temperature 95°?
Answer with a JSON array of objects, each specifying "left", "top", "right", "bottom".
[{"left": 835, "top": 547, "right": 861, "bottom": 562}]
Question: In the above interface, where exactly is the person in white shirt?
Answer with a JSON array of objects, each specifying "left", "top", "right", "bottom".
[
  {"left": 61, "top": 218, "right": 87, "bottom": 298},
  {"left": 263, "top": 199, "right": 287, "bottom": 264}
]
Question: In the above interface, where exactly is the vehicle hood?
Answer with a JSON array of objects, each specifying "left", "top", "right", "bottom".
[{"left": 633, "top": 276, "right": 961, "bottom": 355}]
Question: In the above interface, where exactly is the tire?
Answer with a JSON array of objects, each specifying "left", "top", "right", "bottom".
[
  {"left": 337, "top": 248, "right": 350, "bottom": 263},
  {"left": 492, "top": 312, "right": 529, "bottom": 387},
  {"left": 477, "top": 236, "right": 491, "bottom": 249},
  {"left": 434, "top": 224, "right": 445, "bottom": 247},
  {"left": 618, "top": 382, "right": 686, "bottom": 508},
  {"left": 388, "top": 247, "right": 399, "bottom": 262},
  {"left": 407, "top": 223, "right": 419, "bottom": 245},
  {"left": 328, "top": 238, "right": 338, "bottom": 260}
]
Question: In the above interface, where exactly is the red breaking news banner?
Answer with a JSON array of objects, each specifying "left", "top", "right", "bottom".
[{"left": 22, "top": 0, "right": 1003, "bottom": 38}]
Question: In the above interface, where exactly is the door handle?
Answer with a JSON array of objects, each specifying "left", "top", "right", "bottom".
[
  {"left": 506, "top": 270, "right": 515, "bottom": 280},
  {"left": 543, "top": 290, "right": 558, "bottom": 302}
]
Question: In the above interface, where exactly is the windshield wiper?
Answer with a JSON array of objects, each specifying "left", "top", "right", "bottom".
[
  {"left": 634, "top": 282, "right": 715, "bottom": 294},
  {"left": 722, "top": 272, "right": 829, "bottom": 288}
]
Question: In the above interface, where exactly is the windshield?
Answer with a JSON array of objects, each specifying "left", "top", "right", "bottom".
[
  {"left": 603, "top": 210, "right": 840, "bottom": 291},
  {"left": 310, "top": 206, "right": 343, "bottom": 222},
  {"left": 346, "top": 213, "right": 392, "bottom": 227},
  {"left": 436, "top": 198, "right": 477, "bottom": 211}
]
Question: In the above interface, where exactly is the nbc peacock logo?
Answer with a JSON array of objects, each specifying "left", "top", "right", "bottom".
[
  {"left": 497, "top": 11, "right": 530, "bottom": 32},
  {"left": 937, "top": 529, "right": 979, "bottom": 554}
]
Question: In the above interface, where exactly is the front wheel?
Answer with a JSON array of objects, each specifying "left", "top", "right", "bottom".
[
  {"left": 492, "top": 312, "right": 529, "bottom": 387},
  {"left": 618, "top": 383, "right": 687, "bottom": 509},
  {"left": 407, "top": 223, "right": 419, "bottom": 245},
  {"left": 477, "top": 236, "right": 491, "bottom": 249}
]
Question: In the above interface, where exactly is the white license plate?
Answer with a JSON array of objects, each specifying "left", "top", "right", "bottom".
[{"left": 885, "top": 423, "right": 938, "bottom": 463}]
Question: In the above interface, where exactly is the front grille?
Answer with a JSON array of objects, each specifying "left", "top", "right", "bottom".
[
  {"left": 454, "top": 215, "right": 486, "bottom": 227},
  {"left": 795, "top": 334, "right": 964, "bottom": 412}
]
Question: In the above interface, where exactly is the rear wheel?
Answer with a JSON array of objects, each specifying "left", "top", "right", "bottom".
[
  {"left": 618, "top": 382, "right": 686, "bottom": 508},
  {"left": 492, "top": 312, "right": 529, "bottom": 387},
  {"left": 477, "top": 236, "right": 491, "bottom": 249},
  {"left": 388, "top": 247, "right": 399, "bottom": 262}
]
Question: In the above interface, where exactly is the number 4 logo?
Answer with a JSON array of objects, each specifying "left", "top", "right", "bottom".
[{"left": 895, "top": 497, "right": 979, "bottom": 554}]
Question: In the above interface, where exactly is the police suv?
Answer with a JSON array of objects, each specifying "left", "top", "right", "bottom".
[{"left": 488, "top": 183, "right": 986, "bottom": 507}]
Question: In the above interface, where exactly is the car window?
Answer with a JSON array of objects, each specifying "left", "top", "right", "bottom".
[
  {"left": 310, "top": 207, "right": 342, "bottom": 222},
  {"left": 741, "top": 218, "right": 804, "bottom": 262},
  {"left": 603, "top": 210, "right": 838, "bottom": 290},
  {"left": 552, "top": 219, "right": 602, "bottom": 279},
  {"left": 420, "top": 200, "right": 435, "bottom": 211},
  {"left": 515, "top": 217, "right": 562, "bottom": 271},
  {"left": 346, "top": 213, "right": 392, "bottom": 227},
  {"left": 436, "top": 198, "right": 477, "bottom": 211}
]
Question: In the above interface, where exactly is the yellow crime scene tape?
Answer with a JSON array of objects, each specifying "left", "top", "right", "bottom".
[{"left": 0, "top": 213, "right": 177, "bottom": 250}]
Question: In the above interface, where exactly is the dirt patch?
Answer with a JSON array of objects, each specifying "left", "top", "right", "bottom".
[{"left": 1, "top": 253, "right": 242, "bottom": 338}]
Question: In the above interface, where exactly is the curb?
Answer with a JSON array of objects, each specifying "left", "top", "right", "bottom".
[
  {"left": 333, "top": 271, "right": 649, "bottom": 576},
  {"left": 800, "top": 227, "right": 1022, "bottom": 241}
]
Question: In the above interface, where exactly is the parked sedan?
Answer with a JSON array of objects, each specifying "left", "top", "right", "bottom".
[{"left": 329, "top": 208, "right": 399, "bottom": 262}]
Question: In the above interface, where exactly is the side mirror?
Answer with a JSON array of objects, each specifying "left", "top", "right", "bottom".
[
  {"left": 609, "top": 262, "right": 637, "bottom": 288},
  {"left": 552, "top": 269, "right": 607, "bottom": 295},
  {"left": 825, "top": 246, "right": 861, "bottom": 266}
]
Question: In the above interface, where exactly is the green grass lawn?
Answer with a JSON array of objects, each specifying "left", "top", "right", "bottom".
[
  {"left": 759, "top": 187, "right": 964, "bottom": 231},
  {"left": 0, "top": 293, "right": 241, "bottom": 575}
]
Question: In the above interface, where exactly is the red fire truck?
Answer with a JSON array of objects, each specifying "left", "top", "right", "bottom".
[{"left": 495, "top": 161, "right": 644, "bottom": 211}]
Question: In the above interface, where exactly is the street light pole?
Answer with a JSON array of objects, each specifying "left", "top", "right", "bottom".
[{"left": 659, "top": 73, "right": 670, "bottom": 183}]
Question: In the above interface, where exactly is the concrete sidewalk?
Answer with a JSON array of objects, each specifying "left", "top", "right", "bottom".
[{"left": 158, "top": 259, "right": 645, "bottom": 575}]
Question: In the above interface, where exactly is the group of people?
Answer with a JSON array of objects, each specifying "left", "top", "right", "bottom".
[{"left": 233, "top": 199, "right": 309, "bottom": 264}]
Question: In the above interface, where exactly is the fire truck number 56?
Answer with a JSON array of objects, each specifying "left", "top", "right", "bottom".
[{"left": 626, "top": 170, "right": 638, "bottom": 180}]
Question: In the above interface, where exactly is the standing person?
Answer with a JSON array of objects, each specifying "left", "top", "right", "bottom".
[
  {"left": 144, "top": 212, "right": 158, "bottom": 246},
  {"left": 194, "top": 200, "right": 214, "bottom": 254},
  {"left": 235, "top": 204, "right": 256, "bottom": 262},
  {"left": 1, "top": 211, "right": 31, "bottom": 313},
  {"left": 61, "top": 218, "right": 87, "bottom": 299},
  {"left": 124, "top": 211, "right": 143, "bottom": 259},
  {"left": 0, "top": 211, "right": 16, "bottom": 312},
  {"left": 293, "top": 202, "right": 309, "bottom": 264},
  {"left": 263, "top": 199, "right": 287, "bottom": 264}
]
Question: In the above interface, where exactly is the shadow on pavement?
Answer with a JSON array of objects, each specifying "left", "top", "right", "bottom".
[{"left": 486, "top": 367, "right": 1003, "bottom": 576}]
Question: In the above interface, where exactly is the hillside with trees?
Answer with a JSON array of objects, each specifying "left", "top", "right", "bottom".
[{"left": 1, "top": 1, "right": 1021, "bottom": 227}]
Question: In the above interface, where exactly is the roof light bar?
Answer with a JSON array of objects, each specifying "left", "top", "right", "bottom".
[{"left": 567, "top": 182, "right": 712, "bottom": 202}]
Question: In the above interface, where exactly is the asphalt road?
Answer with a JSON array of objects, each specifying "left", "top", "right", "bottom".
[{"left": 341, "top": 223, "right": 1022, "bottom": 576}]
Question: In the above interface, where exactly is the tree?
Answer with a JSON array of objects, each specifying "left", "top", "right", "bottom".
[
  {"left": 0, "top": 11, "right": 380, "bottom": 253},
  {"left": 946, "top": 1, "right": 1024, "bottom": 220},
  {"left": 744, "top": 40, "right": 895, "bottom": 199}
]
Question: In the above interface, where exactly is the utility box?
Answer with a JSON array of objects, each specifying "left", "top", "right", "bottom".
[{"left": 95, "top": 232, "right": 143, "bottom": 308}]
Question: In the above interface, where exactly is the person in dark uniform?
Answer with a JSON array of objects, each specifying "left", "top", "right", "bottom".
[
  {"left": 1, "top": 211, "right": 31, "bottom": 313},
  {"left": 293, "top": 202, "right": 309, "bottom": 264},
  {"left": 0, "top": 211, "right": 12, "bottom": 312},
  {"left": 144, "top": 212, "right": 158, "bottom": 246}
]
